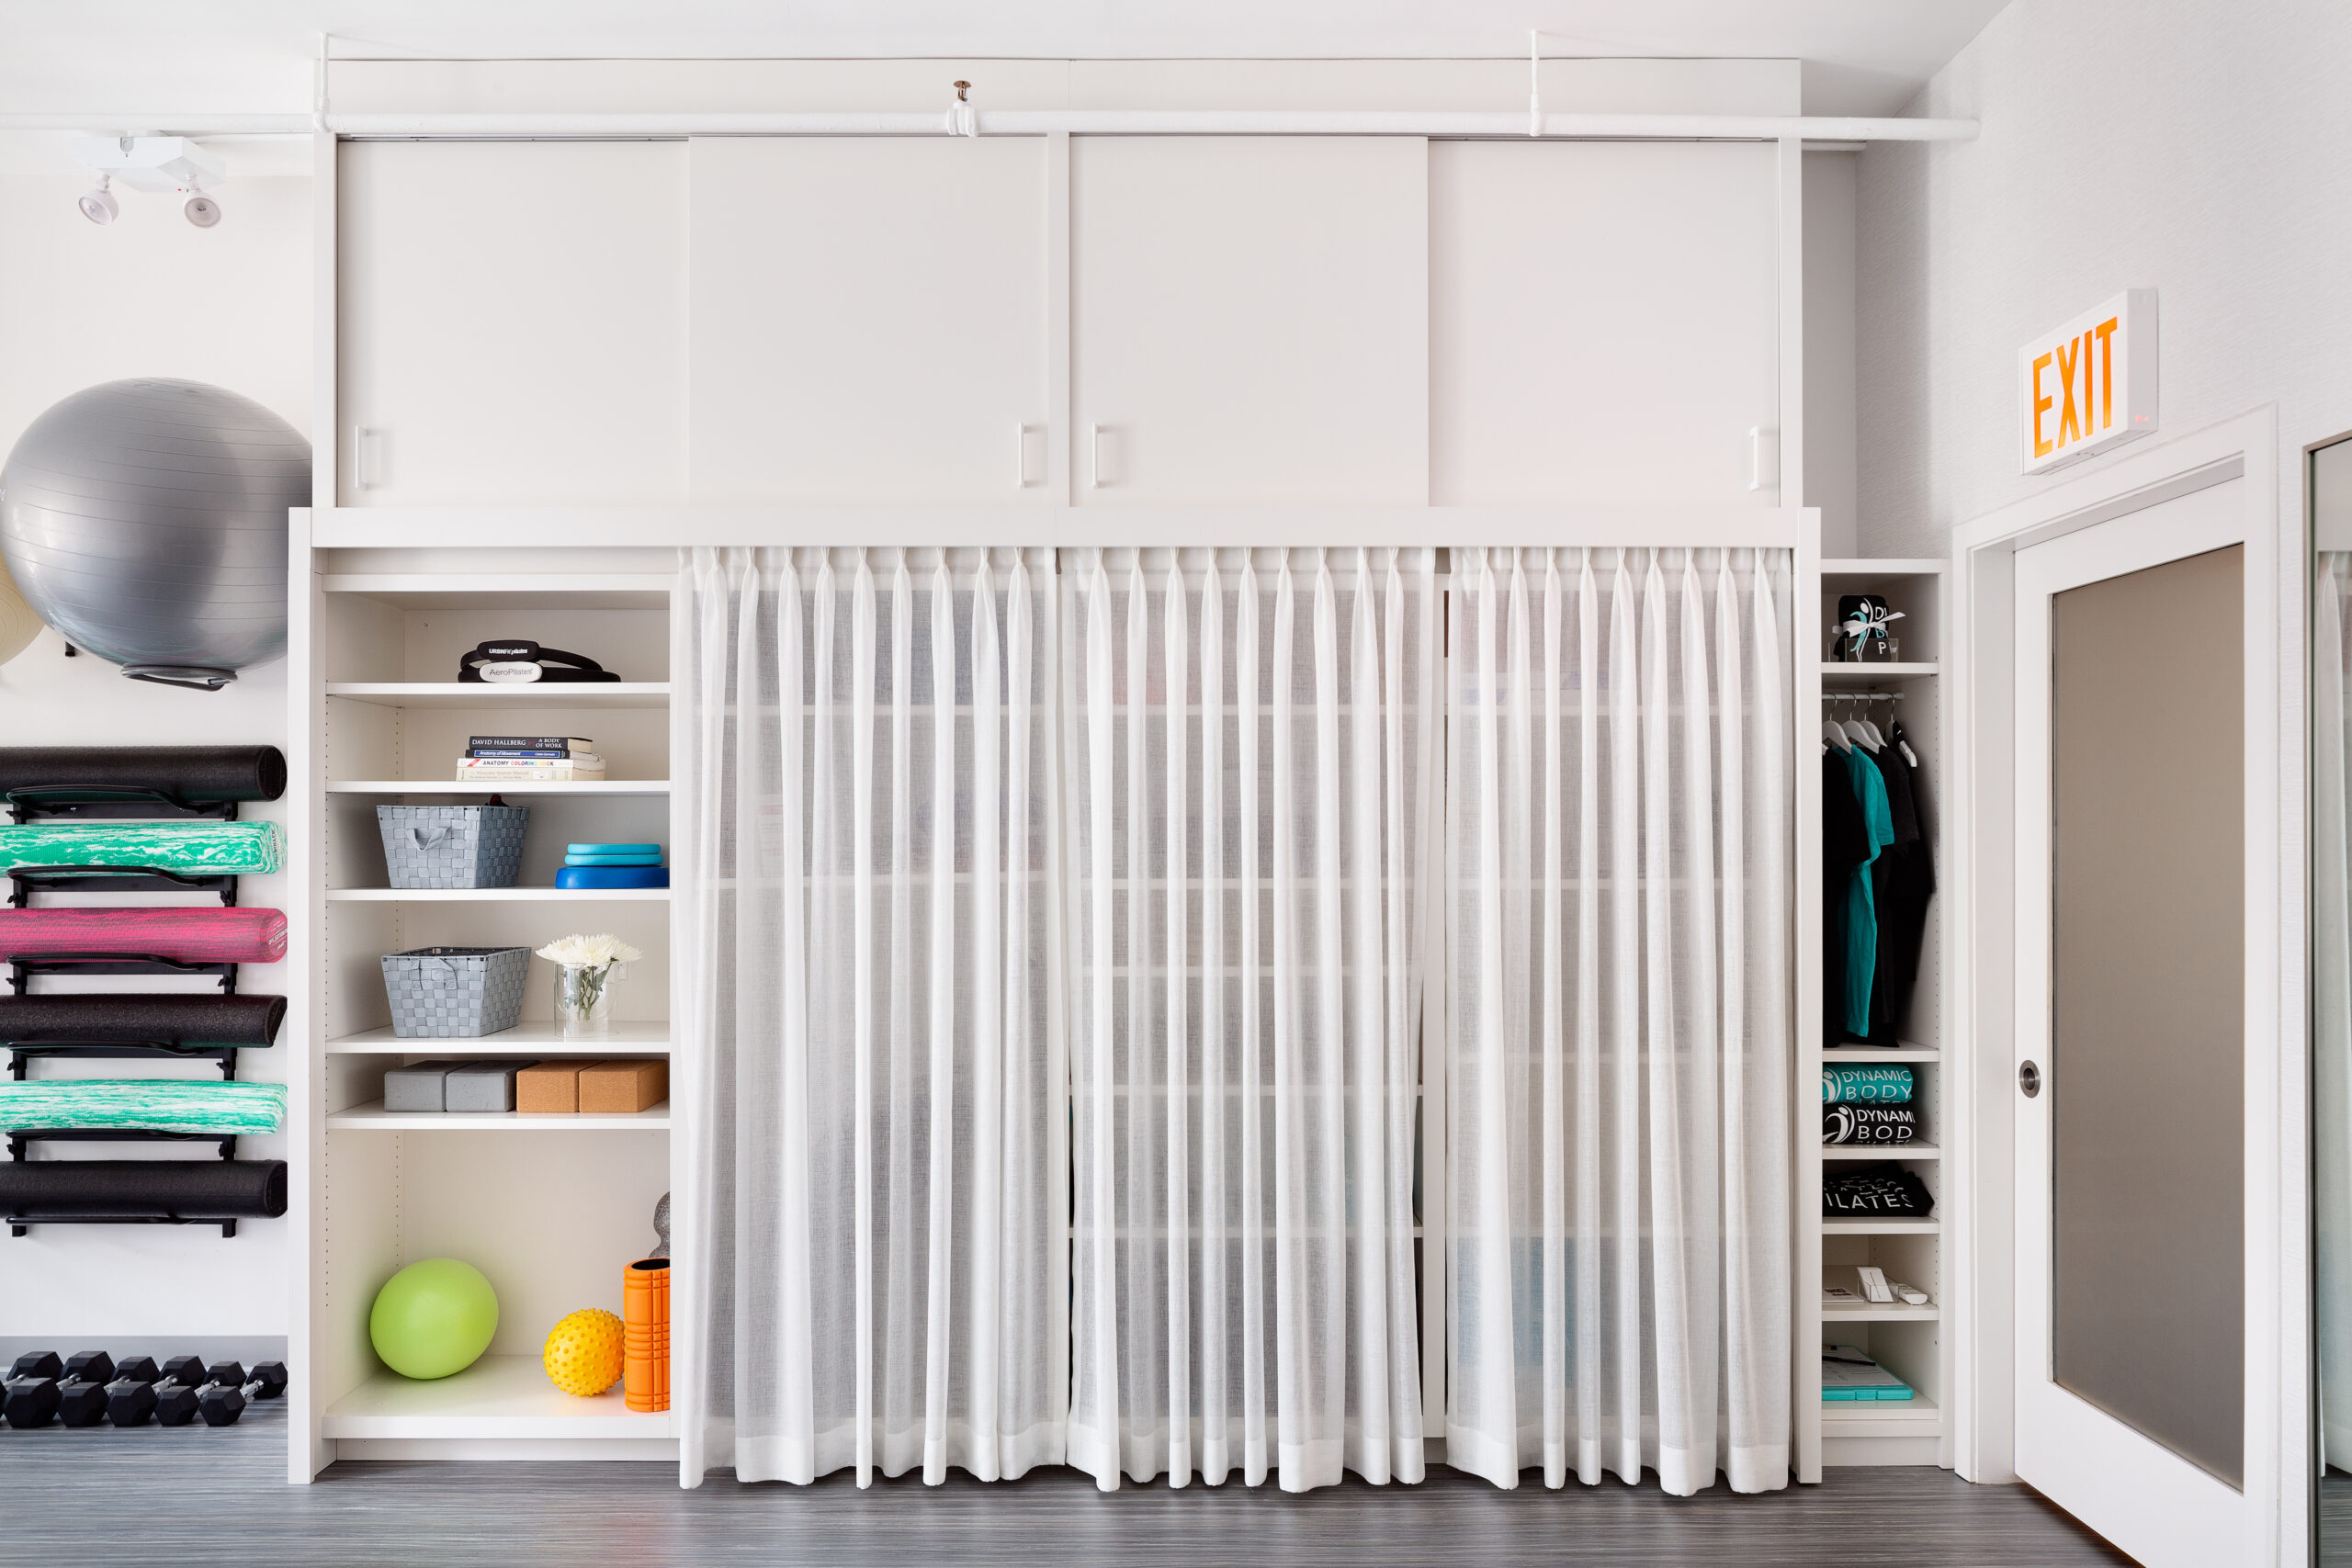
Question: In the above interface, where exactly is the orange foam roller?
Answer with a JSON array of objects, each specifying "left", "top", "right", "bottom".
[{"left": 623, "top": 1257, "right": 669, "bottom": 1414}]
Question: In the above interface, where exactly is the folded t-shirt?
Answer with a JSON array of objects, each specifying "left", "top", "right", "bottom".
[
  {"left": 1824, "top": 1104, "right": 1919, "bottom": 1145},
  {"left": 1823, "top": 1161, "right": 1934, "bottom": 1218},
  {"left": 1823, "top": 1064, "right": 1913, "bottom": 1104}
]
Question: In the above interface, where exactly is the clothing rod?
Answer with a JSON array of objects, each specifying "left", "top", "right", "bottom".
[
  {"left": 1819, "top": 691, "right": 1905, "bottom": 701},
  {"left": 0, "top": 110, "right": 1981, "bottom": 141}
]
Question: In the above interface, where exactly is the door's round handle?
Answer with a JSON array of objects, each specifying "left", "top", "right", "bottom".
[{"left": 2019, "top": 1060, "right": 2041, "bottom": 1099}]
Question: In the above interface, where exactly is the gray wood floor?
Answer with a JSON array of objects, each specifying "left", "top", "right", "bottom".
[{"left": 2, "top": 1403, "right": 2133, "bottom": 1567}]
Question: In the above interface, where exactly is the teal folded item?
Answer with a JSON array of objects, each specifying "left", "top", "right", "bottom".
[
  {"left": 1823, "top": 1346, "right": 1914, "bottom": 1402},
  {"left": 0, "top": 1078, "right": 286, "bottom": 1134},
  {"left": 565, "top": 852, "right": 663, "bottom": 866},
  {"left": 566, "top": 843, "right": 661, "bottom": 856},
  {"left": 1823, "top": 1065, "right": 1913, "bottom": 1104},
  {"left": 554, "top": 865, "right": 669, "bottom": 890}
]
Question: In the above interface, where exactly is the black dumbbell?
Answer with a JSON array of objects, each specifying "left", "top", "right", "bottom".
[
  {"left": 112, "top": 1356, "right": 160, "bottom": 1387},
  {"left": 56, "top": 1379, "right": 107, "bottom": 1427},
  {"left": 105, "top": 1377, "right": 159, "bottom": 1427},
  {"left": 63, "top": 1351, "right": 115, "bottom": 1387},
  {"left": 204, "top": 1360, "right": 245, "bottom": 1392},
  {"left": 245, "top": 1362, "right": 287, "bottom": 1400},
  {"left": 158, "top": 1355, "right": 205, "bottom": 1390},
  {"left": 8, "top": 1351, "right": 62, "bottom": 1382},
  {"left": 153, "top": 1384, "right": 199, "bottom": 1427},
  {"left": 197, "top": 1382, "right": 245, "bottom": 1427},
  {"left": 3, "top": 1376, "right": 60, "bottom": 1428}
]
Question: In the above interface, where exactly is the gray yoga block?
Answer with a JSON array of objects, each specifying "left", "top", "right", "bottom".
[
  {"left": 383, "top": 1060, "right": 465, "bottom": 1113},
  {"left": 444, "top": 1061, "right": 537, "bottom": 1113}
]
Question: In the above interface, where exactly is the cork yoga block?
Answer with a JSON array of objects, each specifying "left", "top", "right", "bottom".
[
  {"left": 515, "top": 1060, "right": 596, "bottom": 1115},
  {"left": 577, "top": 1059, "right": 666, "bottom": 1114}
]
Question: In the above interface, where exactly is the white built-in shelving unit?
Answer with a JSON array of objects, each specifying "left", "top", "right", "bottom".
[
  {"left": 293, "top": 554, "right": 679, "bottom": 1466},
  {"left": 1807, "top": 558, "right": 1951, "bottom": 1469}
]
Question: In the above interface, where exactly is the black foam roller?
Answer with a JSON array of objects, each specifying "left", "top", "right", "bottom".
[
  {"left": 0, "top": 746, "right": 286, "bottom": 805},
  {"left": 0, "top": 1160, "right": 287, "bottom": 1220},
  {"left": 0, "top": 994, "right": 285, "bottom": 1048}
]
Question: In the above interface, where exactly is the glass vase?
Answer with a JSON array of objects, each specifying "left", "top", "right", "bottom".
[{"left": 554, "top": 962, "right": 620, "bottom": 1040}]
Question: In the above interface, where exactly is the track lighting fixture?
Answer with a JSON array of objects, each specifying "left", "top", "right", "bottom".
[
  {"left": 77, "top": 175, "right": 118, "bottom": 226},
  {"left": 183, "top": 187, "right": 220, "bottom": 228}
]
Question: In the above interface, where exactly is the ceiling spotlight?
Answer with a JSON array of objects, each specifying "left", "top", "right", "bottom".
[
  {"left": 183, "top": 188, "right": 220, "bottom": 228},
  {"left": 77, "top": 175, "right": 118, "bottom": 225}
]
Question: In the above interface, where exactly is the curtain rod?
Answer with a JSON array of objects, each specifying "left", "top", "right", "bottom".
[{"left": 0, "top": 110, "right": 1976, "bottom": 141}]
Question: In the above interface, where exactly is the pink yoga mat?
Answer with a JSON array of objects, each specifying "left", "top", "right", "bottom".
[{"left": 0, "top": 908, "right": 287, "bottom": 964}]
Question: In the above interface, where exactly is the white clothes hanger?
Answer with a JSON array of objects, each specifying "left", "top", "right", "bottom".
[{"left": 1823, "top": 716, "right": 1852, "bottom": 753}]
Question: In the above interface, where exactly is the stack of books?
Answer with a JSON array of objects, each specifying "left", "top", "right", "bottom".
[{"left": 456, "top": 736, "right": 607, "bottom": 784}]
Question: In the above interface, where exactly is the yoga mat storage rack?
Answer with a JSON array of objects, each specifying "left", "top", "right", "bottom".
[{"left": 0, "top": 754, "right": 288, "bottom": 1237}]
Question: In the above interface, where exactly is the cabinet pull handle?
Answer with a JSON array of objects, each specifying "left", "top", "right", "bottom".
[
  {"left": 1016, "top": 423, "right": 1038, "bottom": 490},
  {"left": 1090, "top": 423, "right": 1107, "bottom": 489},
  {"left": 352, "top": 427, "right": 379, "bottom": 491}
]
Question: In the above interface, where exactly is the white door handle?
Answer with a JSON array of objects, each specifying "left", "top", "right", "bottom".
[
  {"left": 1748, "top": 425, "right": 1780, "bottom": 492},
  {"left": 1016, "top": 423, "right": 1040, "bottom": 489},
  {"left": 1090, "top": 423, "right": 1110, "bottom": 488},
  {"left": 352, "top": 426, "right": 380, "bottom": 491}
]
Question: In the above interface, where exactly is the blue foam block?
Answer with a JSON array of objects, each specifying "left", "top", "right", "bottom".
[
  {"left": 553, "top": 865, "right": 671, "bottom": 890},
  {"left": 566, "top": 842, "right": 662, "bottom": 855}
]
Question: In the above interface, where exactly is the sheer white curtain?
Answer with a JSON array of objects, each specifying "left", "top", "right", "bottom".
[
  {"left": 2317, "top": 555, "right": 2352, "bottom": 1469},
  {"left": 1062, "top": 547, "right": 1438, "bottom": 1493},
  {"left": 676, "top": 545, "right": 1068, "bottom": 1487},
  {"left": 1445, "top": 546, "right": 1792, "bottom": 1496}
]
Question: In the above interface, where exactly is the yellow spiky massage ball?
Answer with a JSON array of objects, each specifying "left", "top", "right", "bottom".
[{"left": 543, "top": 1308, "right": 626, "bottom": 1396}]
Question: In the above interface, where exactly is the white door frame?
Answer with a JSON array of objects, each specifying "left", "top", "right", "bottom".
[{"left": 1947, "top": 407, "right": 2303, "bottom": 1562}]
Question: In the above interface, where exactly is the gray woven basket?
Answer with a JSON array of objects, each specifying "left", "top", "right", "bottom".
[
  {"left": 380, "top": 946, "right": 531, "bottom": 1038},
  {"left": 377, "top": 804, "right": 529, "bottom": 889}
]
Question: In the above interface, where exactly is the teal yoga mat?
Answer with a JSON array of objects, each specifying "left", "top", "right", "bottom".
[
  {"left": 0, "top": 820, "right": 282, "bottom": 875},
  {"left": 0, "top": 1079, "right": 286, "bottom": 1134}
]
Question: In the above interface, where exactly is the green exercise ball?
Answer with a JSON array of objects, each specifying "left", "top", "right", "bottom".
[{"left": 369, "top": 1258, "right": 499, "bottom": 1380}]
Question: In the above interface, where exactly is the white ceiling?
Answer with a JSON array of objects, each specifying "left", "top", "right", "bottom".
[{"left": 0, "top": 0, "right": 2009, "bottom": 117}]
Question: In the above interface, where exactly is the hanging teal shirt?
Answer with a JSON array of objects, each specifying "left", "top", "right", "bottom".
[{"left": 1840, "top": 746, "right": 1895, "bottom": 1037}]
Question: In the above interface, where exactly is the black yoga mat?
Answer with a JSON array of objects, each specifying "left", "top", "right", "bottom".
[
  {"left": 0, "top": 1160, "right": 288, "bottom": 1219},
  {"left": 0, "top": 994, "right": 285, "bottom": 1048},
  {"left": 0, "top": 746, "right": 287, "bottom": 806}
]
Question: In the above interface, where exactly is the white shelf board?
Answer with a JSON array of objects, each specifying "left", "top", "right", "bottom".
[
  {"left": 1821, "top": 558, "right": 1947, "bottom": 578},
  {"left": 1821, "top": 1217, "right": 1940, "bottom": 1235},
  {"left": 328, "top": 1100, "right": 671, "bottom": 1131},
  {"left": 1822, "top": 1300, "right": 1940, "bottom": 1322},
  {"left": 321, "top": 1355, "right": 674, "bottom": 1440},
  {"left": 1821, "top": 661, "right": 1939, "bottom": 683},
  {"left": 327, "top": 682, "right": 669, "bottom": 710},
  {"left": 321, "top": 574, "right": 671, "bottom": 609},
  {"left": 1825, "top": 1044, "right": 1940, "bottom": 1062},
  {"left": 327, "top": 886, "right": 669, "bottom": 902},
  {"left": 327, "top": 780, "right": 670, "bottom": 796},
  {"left": 328, "top": 1021, "right": 672, "bottom": 1055},
  {"left": 1823, "top": 1144, "right": 1940, "bottom": 1160},
  {"left": 1820, "top": 1392, "right": 1942, "bottom": 1435}
]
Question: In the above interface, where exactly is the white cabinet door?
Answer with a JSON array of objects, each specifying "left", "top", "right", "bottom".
[
  {"left": 1430, "top": 141, "right": 1780, "bottom": 506},
  {"left": 1071, "top": 137, "right": 1427, "bottom": 506},
  {"left": 688, "top": 138, "right": 1050, "bottom": 504},
  {"left": 338, "top": 141, "right": 687, "bottom": 505}
]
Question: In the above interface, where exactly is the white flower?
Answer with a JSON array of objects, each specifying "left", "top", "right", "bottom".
[{"left": 536, "top": 932, "right": 643, "bottom": 967}]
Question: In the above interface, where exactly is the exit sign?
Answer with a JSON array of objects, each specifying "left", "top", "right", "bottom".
[{"left": 2018, "top": 289, "right": 2157, "bottom": 475}]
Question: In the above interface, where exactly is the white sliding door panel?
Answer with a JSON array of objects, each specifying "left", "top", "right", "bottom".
[
  {"left": 688, "top": 138, "right": 1050, "bottom": 503},
  {"left": 1071, "top": 137, "right": 1427, "bottom": 505},
  {"left": 337, "top": 141, "right": 687, "bottom": 505},
  {"left": 1430, "top": 142, "right": 1778, "bottom": 506}
]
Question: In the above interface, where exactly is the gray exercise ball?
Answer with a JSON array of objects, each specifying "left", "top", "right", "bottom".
[{"left": 0, "top": 378, "right": 308, "bottom": 690}]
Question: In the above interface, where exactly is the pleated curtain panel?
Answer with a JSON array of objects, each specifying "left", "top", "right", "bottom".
[
  {"left": 676, "top": 541, "right": 1795, "bottom": 1496},
  {"left": 1443, "top": 547, "right": 1793, "bottom": 1496}
]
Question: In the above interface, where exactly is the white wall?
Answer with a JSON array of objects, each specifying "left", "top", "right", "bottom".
[
  {"left": 1804, "top": 150, "right": 1859, "bottom": 557},
  {"left": 0, "top": 135, "right": 311, "bottom": 1340},
  {"left": 1855, "top": 0, "right": 2352, "bottom": 555}
]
